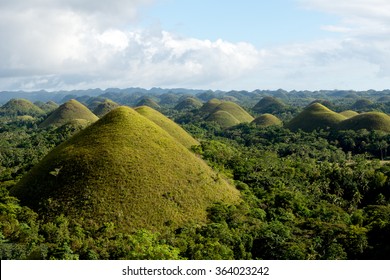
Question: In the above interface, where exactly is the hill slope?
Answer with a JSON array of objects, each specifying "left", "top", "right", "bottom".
[
  {"left": 39, "top": 99, "right": 99, "bottom": 128},
  {"left": 286, "top": 103, "right": 346, "bottom": 132},
  {"left": 175, "top": 97, "right": 203, "bottom": 110},
  {"left": 206, "top": 110, "right": 241, "bottom": 129},
  {"left": 0, "top": 98, "right": 45, "bottom": 117},
  {"left": 213, "top": 101, "right": 254, "bottom": 123},
  {"left": 253, "top": 96, "right": 286, "bottom": 114},
  {"left": 135, "top": 106, "right": 199, "bottom": 148},
  {"left": 93, "top": 99, "right": 120, "bottom": 117},
  {"left": 252, "top": 114, "right": 282, "bottom": 127},
  {"left": 12, "top": 106, "right": 240, "bottom": 232},
  {"left": 338, "top": 112, "right": 390, "bottom": 132}
]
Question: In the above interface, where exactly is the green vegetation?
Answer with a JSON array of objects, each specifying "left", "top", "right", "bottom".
[
  {"left": 338, "top": 112, "right": 390, "bottom": 133},
  {"left": 92, "top": 99, "right": 119, "bottom": 117},
  {"left": 286, "top": 103, "right": 346, "bottom": 132},
  {"left": 135, "top": 106, "right": 199, "bottom": 148},
  {"left": 34, "top": 101, "right": 59, "bottom": 113},
  {"left": 136, "top": 98, "right": 160, "bottom": 109},
  {"left": 252, "top": 114, "right": 282, "bottom": 127},
  {"left": 0, "top": 99, "right": 44, "bottom": 117},
  {"left": 11, "top": 106, "right": 240, "bottom": 233},
  {"left": 253, "top": 96, "right": 286, "bottom": 114},
  {"left": 339, "top": 110, "right": 359, "bottom": 118},
  {"left": 2, "top": 90, "right": 390, "bottom": 260},
  {"left": 39, "top": 99, "right": 99, "bottom": 128},
  {"left": 212, "top": 102, "right": 254, "bottom": 123},
  {"left": 199, "top": 98, "right": 222, "bottom": 115},
  {"left": 205, "top": 110, "right": 240, "bottom": 129},
  {"left": 174, "top": 97, "right": 203, "bottom": 111}
]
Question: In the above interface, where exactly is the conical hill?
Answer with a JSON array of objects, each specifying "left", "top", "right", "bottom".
[
  {"left": 206, "top": 110, "right": 241, "bottom": 129},
  {"left": 12, "top": 106, "right": 240, "bottom": 232},
  {"left": 135, "top": 106, "right": 199, "bottom": 148},
  {"left": 286, "top": 103, "right": 346, "bottom": 132},
  {"left": 253, "top": 96, "right": 286, "bottom": 114},
  {"left": 93, "top": 99, "right": 120, "bottom": 117},
  {"left": 252, "top": 114, "right": 282, "bottom": 127},
  {"left": 199, "top": 98, "right": 222, "bottom": 114},
  {"left": 337, "top": 112, "right": 390, "bottom": 132},
  {"left": 213, "top": 102, "right": 254, "bottom": 123},
  {"left": 0, "top": 98, "right": 44, "bottom": 117},
  {"left": 339, "top": 110, "right": 359, "bottom": 119},
  {"left": 175, "top": 97, "right": 203, "bottom": 110},
  {"left": 136, "top": 98, "right": 160, "bottom": 109},
  {"left": 39, "top": 99, "right": 99, "bottom": 128}
]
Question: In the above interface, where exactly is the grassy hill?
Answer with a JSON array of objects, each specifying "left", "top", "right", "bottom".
[
  {"left": 206, "top": 110, "right": 241, "bottom": 129},
  {"left": 12, "top": 106, "right": 240, "bottom": 233},
  {"left": 253, "top": 96, "right": 286, "bottom": 114},
  {"left": 199, "top": 98, "right": 222, "bottom": 114},
  {"left": 0, "top": 98, "right": 45, "bottom": 117},
  {"left": 135, "top": 106, "right": 199, "bottom": 148},
  {"left": 252, "top": 114, "right": 282, "bottom": 127},
  {"left": 39, "top": 99, "right": 99, "bottom": 128},
  {"left": 136, "top": 98, "right": 160, "bottom": 109},
  {"left": 339, "top": 110, "right": 359, "bottom": 118},
  {"left": 213, "top": 102, "right": 254, "bottom": 123},
  {"left": 175, "top": 97, "right": 203, "bottom": 110},
  {"left": 93, "top": 99, "right": 120, "bottom": 117},
  {"left": 34, "top": 101, "right": 59, "bottom": 113},
  {"left": 338, "top": 112, "right": 390, "bottom": 132},
  {"left": 286, "top": 103, "right": 346, "bottom": 132}
]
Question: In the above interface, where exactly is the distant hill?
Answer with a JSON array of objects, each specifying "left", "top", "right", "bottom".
[
  {"left": 286, "top": 103, "right": 346, "bottom": 132},
  {"left": 34, "top": 101, "right": 59, "bottom": 113},
  {"left": 0, "top": 98, "right": 45, "bottom": 117},
  {"left": 174, "top": 97, "right": 203, "bottom": 111},
  {"left": 252, "top": 114, "right": 282, "bottom": 127},
  {"left": 199, "top": 98, "right": 222, "bottom": 115},
  {"left": 135, "top": 106, "right": 199, "bottom": 148},
  {"left": 213, "top": 102, "right": 254, "bottom": 123},
  {"left": 253, "top": 96, "right": 286, "bottom": 114},
  {"left": 39, "top": 99, "right": 99, "bottom": 128},
  {"left": 136, "top": 98, "right": 160, "bottom": 109},
  {"left": 338, "top": 112, "right": 390, "bottom": 132},
  {"left": 206, "top": 110, "right": 241, "bottom": 129},
  {"left": 93, "top": 99, "right": 120, "bottom": 117},
  {"left": 352, "top": 99, "right": 374, "bottom": 110},
  {"left": 12, "top": 106, "right": 240, "bottom": 232}
]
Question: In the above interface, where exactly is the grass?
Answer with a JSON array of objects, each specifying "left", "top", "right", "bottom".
[
  {"left": 174, "top": 97, "right": 203, "bottom": 110},
  {"left": 12, "top": 106, "right": 240, "bottom": 233},
  {"left": 34, "top": 101, "right": 59, "bottom": 113},
  {"left": 93, "top": 99, "right": 119, "bottom": 117},
  {"left": 0, "top": 98, "right": 45, "bottom": 117},
  {"left": 337, "top": 112, "right": 390, "bottom": 132},
  {"left": 252, "top": 114, "right": 282, "bottom": 127},
  {"left": 39, "top": 99, "right": 99, "bottom": 128},
  {"left": 339, "top": 110, "right": 359, "bottom": 118},
  {"left": 199, "top": 98, "right": 222, "bottom": 114},
  {"left": 136, "top": 98, "right": 160, "bottom": 109},
  {"left": 135, "top": 105, "right": 199, "bottom": 148},
  {"left": 286, "top": 103, "right": 346, "bottom": 132},
  {"left": 206, "top": 110, "right": 241, "bottom": 129},
  {"left": 213, "top": 101, "right": 254, "bottom": 123},
  {"left": 253, "top": 96, "right": 286, "bottom": 113}
]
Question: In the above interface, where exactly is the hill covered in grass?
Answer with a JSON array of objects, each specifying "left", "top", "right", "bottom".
[
  {"left": 0, "top": 98, "right": 45, "bottom": 117},
  {"left": 39, "top": 99, "right": 99, "bottom": 128},
  {"left": 135, "top": 106, "right": 199, "bottom": 148},
  {"left": 286, "top": 103, "right": 346, "bottom": 132},
  {"left": 92, "top": 99, "right": 119, "bottom": 117},
  {"left": 12, "top": 106, "right": 240, "bottom": 233},
  {"left": 206, "top": 110, "right": 241, "bottom": 129},
  {"left": 338, "top": 112, "right": 390, "bottom": 132},
  {"left": 339, "top": 110, "right": 359, "bottom": 118},
  {"left": 136, "top": 98, "right": 160, "bottom": 109},
  {"left": 252, "top": 114, "right": 282, "bottom": 127},
  {"left": 175, "top": 97, "right": 203, "bottom": 110},
  {"left": 253, "top": 96, "right": 286, "bottom": 114}
]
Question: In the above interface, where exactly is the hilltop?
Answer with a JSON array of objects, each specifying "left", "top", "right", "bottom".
[
  {"left": 286, "top": 103, "right": 346, "bottom": 132},
  {"left": 135, "top": 106, "right": 199, "bottom": 148},
  {"left": 253, "top": 96, "right": 286, "bottom": 114},
  {"left": 206, "top": 110, "right": 241, "bottom": 129},
  {"left": 338, "top": 112, "right": 390, "bottom": 132},
  {"left": 175, "top": 97, "right": 203, "bottom": 111},
  {"left": 12, "top": 106, "right": 240, "bottom": 233},
  {"left": 92, "top": 99, "right": 120, "bottom": 117},
  {"left": 136, "top": 98, "right": 160, "bottom": 109},
  {"left": 0, "top": 98, "right": 45, "bottom": 117},
  {"left": 252, "top": 114, "right": 282, "bottom": 127},
  {"left": 39, "top": 99, "right": 99, "bottom": 128},
  {"left": 339, "top": 110, "right": 359, "bottom": 119}
]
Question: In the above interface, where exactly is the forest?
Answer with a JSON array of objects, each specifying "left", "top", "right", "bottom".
[{"left": 1, "top": 88, "right": 390, "bottom": 260}]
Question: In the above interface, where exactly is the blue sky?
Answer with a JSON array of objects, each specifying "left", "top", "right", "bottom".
[{"left": 1, "top": 0, "right": 390, "bottom": 91}]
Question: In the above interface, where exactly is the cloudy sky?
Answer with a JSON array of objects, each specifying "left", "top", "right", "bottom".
[{"left": 1, "top": 0, "right": 390, "bottom": 91}]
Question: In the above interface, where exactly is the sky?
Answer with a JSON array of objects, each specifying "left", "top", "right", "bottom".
[{"left": 1, "top": 0, "right": 390, "bottom": 91}]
